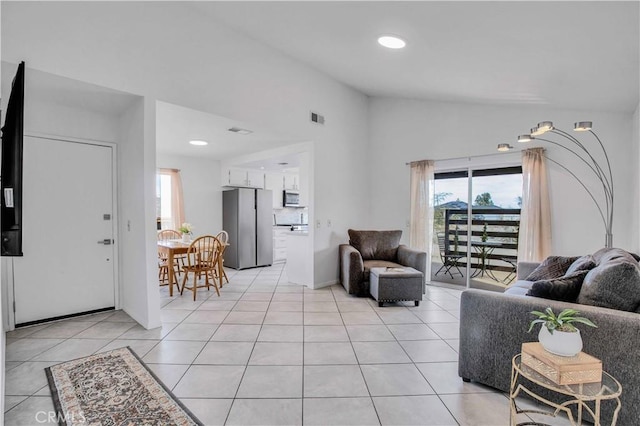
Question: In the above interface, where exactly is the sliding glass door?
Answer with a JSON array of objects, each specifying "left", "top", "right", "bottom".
[{"left": 430, "top": 166, "right": 522, "bottom": 291}]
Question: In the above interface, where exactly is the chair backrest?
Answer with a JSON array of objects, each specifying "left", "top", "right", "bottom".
[
  {"left": 216, "top": 230, "right": 229, "bottom": 245},
  {"left": 436, "top": 233, "right": 447, "bottom": 258},
  {"left": 158, "top": 229, "right": 181, "bottom": 241},
  {"left": 186, "top": 235, "right": 221, "bottom": 269}
]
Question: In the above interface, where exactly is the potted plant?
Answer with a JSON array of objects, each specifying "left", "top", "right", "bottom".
[
  {"left": 178, "top": 222, "right": 193, "bottom": 243},
  {"left": 528, "top": 308, "right": 597, "bottom": 356}
]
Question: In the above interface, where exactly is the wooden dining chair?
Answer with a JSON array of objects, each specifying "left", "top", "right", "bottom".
[
  {"left": 157, "top": 230, "right": 182, "bottom": 294},
  {"left": 158, "top": 228, "right": 186, "bottom": 273},
  {"left": 215, "top": 230, "right": 230, "bottom": 286},
  {"left": 180, "top": 235, "right": 222, "bottom": 301}
]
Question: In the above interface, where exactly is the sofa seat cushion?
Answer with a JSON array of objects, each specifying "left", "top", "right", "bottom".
[
  {"left": 525, "top": 256, "right": 579, "bottom": 281},
  {"left": 348, "top": 229, "right": 402, "bottom": 261},
  {"left": 526, "top": 270, "right": 589, "bottom": 302},
  {"left": 578, "top": 258, "right": 640, "bottom": 312},
  {"left": 363, "top": 260, "right": 403, "bottom": 282},
  {"left": 504, "top": 280, "right": 533, "bottom": 296}
]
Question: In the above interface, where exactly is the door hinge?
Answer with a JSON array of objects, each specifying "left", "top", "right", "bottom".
[{"left": 13, "top": 301, "right": 16, "bottom": 312}]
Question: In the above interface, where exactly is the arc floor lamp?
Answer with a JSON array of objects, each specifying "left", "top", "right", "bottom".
[{"left": 499, "top": 121, "right": 614, "bottom": 248}]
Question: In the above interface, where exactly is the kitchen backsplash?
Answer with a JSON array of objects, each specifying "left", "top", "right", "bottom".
[{"left": 274, "top": 208, "right": 308, "bottom": 225}]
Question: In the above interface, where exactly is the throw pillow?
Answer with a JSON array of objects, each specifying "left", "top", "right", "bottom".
[
  {"left": 592, "top": 247, "right": 638, "bottom": 265},
  {"left": 565, "top": 255, "right": 596, "bottom": 276},
  {"left": 577, "top": 259, "right": 640, "bottom": 312},
  {"left": 525, "top": 256, "right": 580, "bottom": 281},
  {"left": 348, "top": 229, "right": 402, "bottom": 261},
  {"left": 526, "top": 270, "right": 589, "bottom": 302}
]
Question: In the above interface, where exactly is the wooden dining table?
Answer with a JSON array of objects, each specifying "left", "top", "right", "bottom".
[
  {"left": 157, "top": 240, "right": 190, "bottom": 297},
  {"left": 157, "top": 239, "right": 229, "bottom": 297}
]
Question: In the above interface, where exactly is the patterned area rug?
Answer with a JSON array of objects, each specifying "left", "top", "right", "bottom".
[{"left": 45, "top": 347, "right": 202, "bottom": 426}]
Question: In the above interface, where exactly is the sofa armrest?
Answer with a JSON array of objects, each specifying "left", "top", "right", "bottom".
[
  {"left": 459, "top": 289, "right": 640, "bottom": 424},
  {"left": 397, "top": 245, "right": 427, "bottom": 278},
  {"left": 339, "top": 244, "right": 364, "bottom": 295},
  {"left": 517, "top": 261, "right": 539, "bottom": 280}
]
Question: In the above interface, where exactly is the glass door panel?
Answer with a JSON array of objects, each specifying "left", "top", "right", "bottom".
[{"left": 431, "top": 167, "right": 522, "bottom": 291}]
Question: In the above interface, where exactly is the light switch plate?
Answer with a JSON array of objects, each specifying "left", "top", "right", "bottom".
[{"left": 316, "top": 220, "right": 321, "bottom": 228}]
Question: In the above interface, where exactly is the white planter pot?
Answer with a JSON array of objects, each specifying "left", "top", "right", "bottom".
[
  {"left": 182, "top": 233, "right": 190, "bottom": 243},
  {"left": 538, "top": 326, "right": 582, "bottom": 357}
]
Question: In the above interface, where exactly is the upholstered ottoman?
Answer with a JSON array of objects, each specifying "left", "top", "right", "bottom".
[{"left": 370, "top": 267, "right": 423, "bottom": 307}]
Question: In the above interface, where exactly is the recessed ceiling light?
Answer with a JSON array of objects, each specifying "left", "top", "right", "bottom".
[
  {"left": 378, "top": 35, "right": 406, "bottom": 49},
  {"left": 189, "top": 140, "right": 208, "bottom": 146}
]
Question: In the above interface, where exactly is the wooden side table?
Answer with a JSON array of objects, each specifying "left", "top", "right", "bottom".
[{"left": 509, "top": 354, "right": 622, "bottom": 426}]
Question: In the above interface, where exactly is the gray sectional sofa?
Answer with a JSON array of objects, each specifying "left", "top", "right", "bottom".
[{"left": 459, "top": 248, "right": 640, "bottom": 425}]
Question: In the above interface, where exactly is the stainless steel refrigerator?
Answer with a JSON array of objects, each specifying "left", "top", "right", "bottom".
[{"left": 223, "top": 188, "right": 273, "bottom": 269}]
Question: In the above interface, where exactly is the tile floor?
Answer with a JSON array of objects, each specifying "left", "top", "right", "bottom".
[{"left": 4, "top": 263, "right": 571, "bottom": 425}]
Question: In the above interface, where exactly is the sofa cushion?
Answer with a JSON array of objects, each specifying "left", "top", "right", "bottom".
[
  {"left": 577, "top": 259, "right": 640, "bottom": 312},
  {"left": 363, "top": 260, "right": 403, "bottom": 282},
  {"left": 526, "top": 270, "right": 589, "bottom": 302},
  {"left": 504, "top": 280, "right": 533, "bottom": 296},
  {"left": 565, "top": 255, "right": 596, "bottom": 276},
  {"left": 348, "top": 229, "right": 402, "bottom": 261},
  {"left": 525, "top": 256, "right": 579, "bottom": 281}
]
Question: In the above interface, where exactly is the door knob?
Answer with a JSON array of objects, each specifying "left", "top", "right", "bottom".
[{"left": 97, "top": 239, "right": 112, "bottom": 245}]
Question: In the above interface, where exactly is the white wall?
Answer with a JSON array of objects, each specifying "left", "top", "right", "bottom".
[
  {"left": 0, "top": 63, "right": 158, "bottom": 330},
  {"left": 368, "top": 97, "right": 637, "bottom": 256},
  {"left": 1, "top": 1, "right": 370, "bottom": 288},
  {"left": 156, "top": 153, "right": 223, "bottom": 236},
  {"left": 118, "top": 97, "right": 160, "bottom": 329}
]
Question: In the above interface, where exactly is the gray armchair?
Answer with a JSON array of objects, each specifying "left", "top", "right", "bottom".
[{"left": 339, "top": 229, "right": 427, "bottom": 296}]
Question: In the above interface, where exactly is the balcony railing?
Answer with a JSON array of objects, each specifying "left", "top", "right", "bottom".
[{"left": 442, "top": 208, "right": 520, "bottom": 274}]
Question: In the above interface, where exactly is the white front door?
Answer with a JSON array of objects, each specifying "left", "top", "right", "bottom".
[{"left": 13, "top": 136, "right": 116, "bottom": 325}]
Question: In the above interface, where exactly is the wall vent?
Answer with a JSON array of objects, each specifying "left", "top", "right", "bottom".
[{"left": 310, "top": 111, "right": 325, "bottom": 125}]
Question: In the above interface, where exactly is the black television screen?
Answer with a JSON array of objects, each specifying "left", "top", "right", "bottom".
[{"left": 1, "top": 61, "right": 25, "bottom": 256}]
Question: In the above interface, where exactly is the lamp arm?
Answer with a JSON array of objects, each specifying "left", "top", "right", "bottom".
[
  {"left": 544, "top": 155, "right": 608, "bottom": 231},
  {"left": 588, "top": 130, "right": 614, "bottom": 200},
  {"left": 551, "top": 129, "right": 613, "bottom": 197},
  {"left": 536, "top": 136, "right": 611, "bottom": 223},
  {"left": 535, "top": 137, "right": 609, "bottom": 198}
]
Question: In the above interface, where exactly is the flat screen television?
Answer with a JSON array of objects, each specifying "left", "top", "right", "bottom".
[{"left": 1, "top": 61, "right": 25, "bottom": 256}]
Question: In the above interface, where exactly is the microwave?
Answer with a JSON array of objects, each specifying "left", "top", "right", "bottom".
[{"left": 283, "top": 190, "right": 300, "bottom": 207}]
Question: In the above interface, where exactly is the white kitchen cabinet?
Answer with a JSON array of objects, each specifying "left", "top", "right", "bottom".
[
  {"left": 246, "top": 170, "right": 265, "bottom": 188},
  {"left": 224, "top": 168, "right": 264, "bottom": 188},
  {"left": 283, "top": 173, "right": 299, "bottom": 190},
  {"left": 273, "top": 227, "right": 289, "bottom": 263}
]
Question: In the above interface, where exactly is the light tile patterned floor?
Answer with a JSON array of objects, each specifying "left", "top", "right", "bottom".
[{"left": 4, "top": 264, "right": 571, "bottom": 425}]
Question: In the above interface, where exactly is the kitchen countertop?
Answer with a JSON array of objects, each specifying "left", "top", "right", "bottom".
[{"left": 286, "top": 230, "right": 309, "bottom": 236}]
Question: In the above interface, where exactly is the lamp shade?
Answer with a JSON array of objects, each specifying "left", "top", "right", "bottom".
[
  {"left": 574, "top": 121, "right": 592, "bottom": 132},
  {"left": 518, "top": 134, "right": 533, "bottom": 143},
  {"left": 497, "top": 143, "right": 513, "bottom": 152},
  {"left": 536, "top": 121, "right": 554, "bottom": 134}
]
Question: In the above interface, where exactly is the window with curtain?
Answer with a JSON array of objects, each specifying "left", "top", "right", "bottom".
[{"left": 156, "top": 169, "right": 185, "bottom": 231}]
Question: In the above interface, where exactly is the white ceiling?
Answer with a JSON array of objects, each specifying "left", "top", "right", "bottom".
[
  {"left": 194, "top": 1, "right": 639, "bottom": 113},
  {"left": 155, "top": 101, "right": 304, "bottom": 161}
]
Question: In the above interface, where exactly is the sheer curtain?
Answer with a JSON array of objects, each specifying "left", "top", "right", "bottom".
[
  {"left": 409, "top": 160, "right": 435, "bottom": 278},
  {"left": 159, "top": 168, "right": 185, "bottom": 231},
  {"left": 518, "top": 148, "right": 551, "bottom": 262}
]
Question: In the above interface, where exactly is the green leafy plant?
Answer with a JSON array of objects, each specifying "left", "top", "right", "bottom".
[
  {"left": 528, "top": 308, "right": 597, "bottom": 334},
  {"left": 481, "top": 222, "right": 488, "bottom": 242},
  {"left": 178, "top": 222, "right": 193, "bottom": 234}
]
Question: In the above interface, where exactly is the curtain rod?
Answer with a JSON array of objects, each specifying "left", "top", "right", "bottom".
[{"left": 405, "top": 150, "right": 521, "bottom": 165}]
